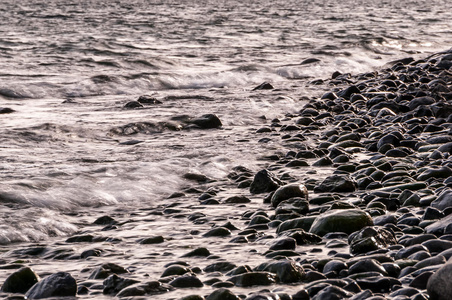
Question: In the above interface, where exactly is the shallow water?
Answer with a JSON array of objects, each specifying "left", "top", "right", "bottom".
[{"left": 0, "top": 0, "right": 451, "bottom": 296}]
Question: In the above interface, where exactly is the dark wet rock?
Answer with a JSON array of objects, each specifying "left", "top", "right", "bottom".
[
  {"left": 427, "top": 262, "right": 452, "bottom": 300},
  {"left": 422, "top": 239, "right": 452, "bottom": 254},
  {"left": 423, "top": 207, "right": 445, "bottom": 221},
  {"left": 349, "top": 226, "right": 397, "bottom": 255},
  {"left": 373, "top": 214, "right": 397, "bottom": 226},
  {"left": 409, "top": 96, "right": 435, "bottom": 111},
  {"left": 378, "top": 181, "right": 427, "bottom": 192},
  {"left": 182, "top": 247, "right": 210, "bottom": 257},
  {"left": 0, "top": 107, "right": 15, "bottom": 114},
  {"left": 292, "top": 289, "right": 310, "bottom": 300},
  {"left": 305, "top": 270, "right": 327, "bottom": 282},
  {"left": 1, "top": 267, "right": 40, "bottom": 294},
  {"left": 410, "top": 271, "right": 434, "bottom": 289},
  {"left": 206, "top": 288, "right": 241, "bottom": 300},
  {"left": 395, "top": 245, "right": 429, "bottom": 260},
  {"left": 431, "top": 189, "right": 452, "bottom": 211},
  {"left": 438, "top": 142, "right": 452, "bottom": 154},
  {"left": 249, "top": 215, "right": 271, "bottom": 226},
  {"left": 314, "top": 175, "right": 356, "bottom": 193},
  {"left": 305, "top": 279, "right": 349, "bottom": 297},
  {"left": 161, "top": 265, "right": 191, "bottom": 277},
  {"left": 413, "top": 255, "right": 446, "bottom": 269},
  {"left": 250, "top": 169, "right": 282, "bottom": 194},
  {"left": 124, "top": 101, "right": 143, "bottom": 109},
  {"left": 348, "top": 259, "right": 387, "bottom": 276},
  {"left": 265, "top": 250, "right": 300, "bottom": 259},
  {"left": 426, "top": 214, "right": 452, "bottom": 235},
  {"left": 89, "top": 263, "right": 128, "bottom": 279},
  {"left": 418, "top": 167, "right": 452, "bottom": 181},
  {"left": 271, "top": 183, "right": 308, "bottom": 208},
  {"left": 103, "top": 274, "right": 139, "bottom": 295},
  {"left": 322, "top": 260, "right": 347, "bottom": 274},
  {"left": 139, "top": 236, "right": 164, "bottom": 244},
  {"left": 211, "top": 281, "right": 234, "bottom": 289},
  {"left": 382, "top": 262, "right": 401, "bottom": 277},
  {"left": 169, "top": 274, "right": 203, "bottom": 288},
  {"left": 116, "top": 281, "right": 173, "bottom": 297},
  {"left": 349, "top": 289, "right": 373, "bottom": 300},
  {"left": 181, "top": 295, "right": 205, "bottom": 300},
  {"left": 313, "top": 157, "right": 334, "bottom": 166},
  {"left": 276, "top": 216, "right": 317, "bottom": 234},
  {"left": 93, "top": 215, "right": 118, "bottom": 225},
  {"left": 269, "top": 237, "right": 297, "bottom": 250},
  {"left": 203, "top": 227, "right": 232, "bottom": 237},
  {"left": 65, "top": 234, "right": 104, "bottom": 243},
  {"left": 400, "top": 234, "right": 437, "bottom": 247},
  {"left": 204, "top": 262, "right": 237, "bottom": 273},
  {"left": 275, "top": 197, "right": 309, "bottom": 215},
  {"left": 355, "top": 276, "right": 400, "bottom": 293},
  {"left": 25, "top": 272, "right": 76, "bottom": 299},
  {"left": 284, "top": 229, "right": 322, "bottom": 245},
  {"left": 309, "top": 209, "right": 373, "bottom": 236},
  {"left": 183, "top": 172, "right": 211, "bottom": 182},
  {"left": 255, "top": 260, "right": 305, "bottom": 283},
  {"left": 337, "top": 85, "right": 360, "bottom": 100},
  {"left": 409, "top": 250, "right": 431, "bottom": 261},
  {"left": 377, "top": 133, "right": 401, "bottom": 149},
  {"left": 246, "top": 292, "right": 283, "bottom": 300},
  {"left": 312, "top": 285, "right": 353, "bottom": 300},
  {"left": 225, "top": 265, "right": 252, "bottom": 276},
  {"left": 189, "top": 114, "right": 222, "bottom": 129},
  {"left": 253, "top": 82, "right": 274, "bottom": 90},
  {"left": 390, "top": 287, "right": 419, "bottom": 298},
  {"left": 228, "top": 272, "right": 277, "bottom": 287},
  {"left": 224, "top": 195, "right": 251, "bottom": 204},
  {"left": 137, "top": 95, "right": 162, "bottom": 104}
]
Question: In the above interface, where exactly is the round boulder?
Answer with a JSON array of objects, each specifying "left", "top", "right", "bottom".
[
  {"left": 25, "top": 272, "right": 77, "bottom": 299},
  {"left": 271, "top": 184, "right": 308, "bottom": 208},
  {"left": 1, "top": 267, "right": 40, "bottom": 294},
  {"left": 309, "top": 209, "right": 373, "bottom": 236},
  {"left": 427, "top": 262, "right": 452, "bottom": 300}
]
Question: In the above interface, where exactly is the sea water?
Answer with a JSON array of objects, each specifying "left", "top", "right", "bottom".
[{"left": 0, "top": 0, "right": 451, "bottom": 247}]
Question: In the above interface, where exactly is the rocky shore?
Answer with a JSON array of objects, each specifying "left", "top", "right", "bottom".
[{"left": 2, "top": 49, "right": 452, "bottom": 299}]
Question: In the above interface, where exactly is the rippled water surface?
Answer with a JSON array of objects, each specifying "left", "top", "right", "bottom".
[{"left": 0, "top": 0, "right": 451, "bottom": 283}]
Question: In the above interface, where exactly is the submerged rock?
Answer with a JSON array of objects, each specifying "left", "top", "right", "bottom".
[
  {"left": 228, "top": 272, "right": 277, "bottom": 287},
  {"left": 190, "top": 114, "right": 222, "bottom": 129},
  {"left": 116, "top": 281, "right": 173, "bottom": 297},
  {"left": 89, "top": 263, "right": 129, "bottom": 280}
]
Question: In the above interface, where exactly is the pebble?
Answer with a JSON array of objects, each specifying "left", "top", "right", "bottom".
[{"left": 5, "top": 50, "right": 452, "bottom": 300}]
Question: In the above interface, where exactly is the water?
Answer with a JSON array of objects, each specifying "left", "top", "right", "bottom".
[{"left": 0, "top": 0, "right": 451, "bottom": 296}]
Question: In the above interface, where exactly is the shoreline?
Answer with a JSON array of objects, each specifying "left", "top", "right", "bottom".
[{"left": 1, "top": 48, "right": 452, "bottom": 299}]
